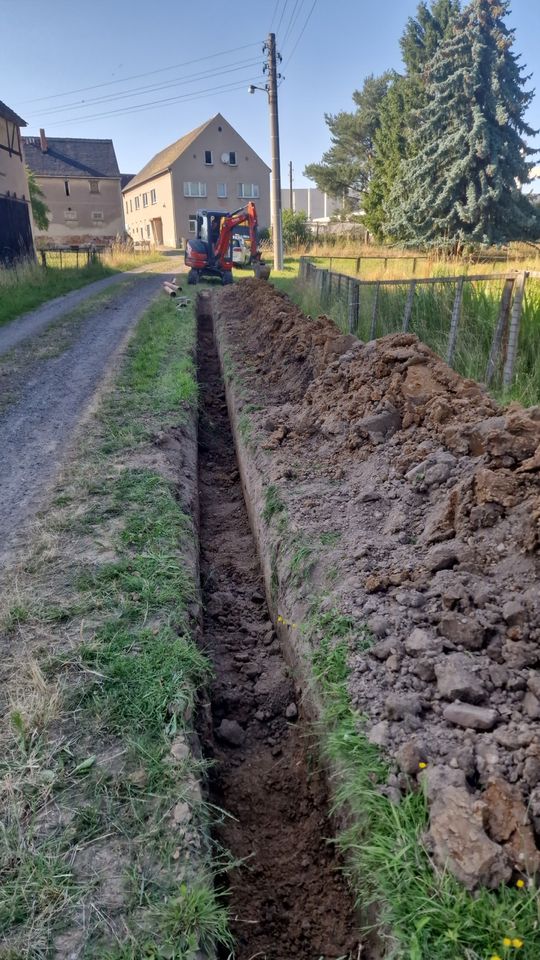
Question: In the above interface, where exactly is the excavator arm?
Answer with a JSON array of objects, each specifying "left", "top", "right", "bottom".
[{"left": 214, "top": 202, "right": 270, "bottom": 278}]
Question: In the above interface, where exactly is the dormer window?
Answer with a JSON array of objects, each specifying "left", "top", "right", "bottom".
[{"left": 204, "top": 150, "right": 213, "bottom": 165}]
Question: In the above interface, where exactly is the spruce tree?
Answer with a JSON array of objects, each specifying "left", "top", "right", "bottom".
[
  {"left": 364, "top": 0, "right": 460, "bottom": 239},
  {"left": 385, "top": 0, "right": 540, "bottom": 247}
]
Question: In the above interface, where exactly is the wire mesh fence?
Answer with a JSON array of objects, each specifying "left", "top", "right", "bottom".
[{"left": 299, "top": 258, "right": 540, "bottom": 403}]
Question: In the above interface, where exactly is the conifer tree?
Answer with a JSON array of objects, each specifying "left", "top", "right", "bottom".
[
  {"left": 364, "top": 0, "right": 460, "bottom": 238},
  {"left": 385, "top": 0, "right": 540, "bottom": 246}
]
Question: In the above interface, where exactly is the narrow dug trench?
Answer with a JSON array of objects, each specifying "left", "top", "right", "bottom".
[{"left": 196, "top": 295, "right": 360, "bottom": 960}]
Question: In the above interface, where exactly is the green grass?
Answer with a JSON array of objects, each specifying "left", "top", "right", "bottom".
[
  {"left": 0, "top": 296, "right": 232, "bottom": 957},
  {"left": 0, "top": 250, "right": 166, "bottom": 327},
  {"left": 262, "top": 483, "right": 286, "bottom": 523},
  {"left": 310, "top": 609, "right": 540, "bottom": 960}
]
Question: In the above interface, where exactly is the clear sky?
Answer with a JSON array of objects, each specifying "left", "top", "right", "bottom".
[{"left": 2, "top": 0, "right": 539, "bottom": 188}]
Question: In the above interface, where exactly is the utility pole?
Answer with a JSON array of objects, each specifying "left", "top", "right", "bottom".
[
  {"left": 266, "top": 33, "right": 283, "bottom": 271},
  {"left": 289, "top": 161, "right": 293, "bottom": 212}
]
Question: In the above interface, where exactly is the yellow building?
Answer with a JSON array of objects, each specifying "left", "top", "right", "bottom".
[{"left": 0, "top": 100, "right": 33, "bottom": 262}]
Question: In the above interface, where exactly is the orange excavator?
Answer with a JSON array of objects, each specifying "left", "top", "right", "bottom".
[{"left": 185, "top": 201, "right": 270, "bottom": 285}]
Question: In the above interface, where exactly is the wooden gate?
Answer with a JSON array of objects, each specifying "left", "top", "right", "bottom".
[{"left": 0, "top": 197, "right": 34, "bottom": 264}]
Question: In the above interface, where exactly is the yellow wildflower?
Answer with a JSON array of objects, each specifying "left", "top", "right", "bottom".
[
  {"left": 418, "top": 762, "right": 427, "bottom": 769},
  {"left": 503, "top": 938, "right": 513, "bottom": 948},
  {"left": 277, "top": 615, "right": 283, "bottom": 623},
  {"left": 512, "top": 940, "right": 523, "bottom": 950},
  {"left": 490, "top": 955, "right": 503, "bottom": 960},
  {"left": 516, "top": 879, "right": 525, "bottom": 889}
]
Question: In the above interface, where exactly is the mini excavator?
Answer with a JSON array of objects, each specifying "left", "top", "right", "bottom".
[{"left": 184, "top": 201, "right": 270, "bottom": 285}]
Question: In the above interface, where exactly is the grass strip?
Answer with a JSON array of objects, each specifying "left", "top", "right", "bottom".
[
  {"left": 310, "top": 610, "right": 540, "bottom": 960},
  {"left": 0, "top": 250, "right": 165, "bottom": 327},
  {"left": 0, "top": 297, "right": 233, "bottom": 958}
]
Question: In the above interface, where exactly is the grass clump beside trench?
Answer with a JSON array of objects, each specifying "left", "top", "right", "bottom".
[
  {"left": 309, "top": 609, "right": 540, "bottom": 960},
  {"left": 0, "top": 297, "right": 233, "bottom": 958},
  {"left": 0, "top": 247, "right": 165, "bottom": 328}
]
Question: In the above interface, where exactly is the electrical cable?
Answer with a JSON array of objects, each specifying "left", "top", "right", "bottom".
[
  {"left": 20, "top": 42, "right": 263, "bottom": 104},
  {"left": 281, "top": 0, "right": 303, "bottom": 48},
  {"left": 284, "top": 0, "right": 318, "bottom": 64},
  {"left": 29, "top": 59, "right": 262, "bottom": 117},
  {"left": 275, "top": 0, "right": 289, "bottom": 35},
  {"left": 38, "top": 75, "right": 267, "bottom": 127}
]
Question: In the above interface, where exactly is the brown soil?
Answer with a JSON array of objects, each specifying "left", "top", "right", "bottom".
[
  {"left": 196, "top": 299, "right": 360, "bottom": 959},
  {"left": 211, "top": 279, "right": 540, "bottom": 891}
]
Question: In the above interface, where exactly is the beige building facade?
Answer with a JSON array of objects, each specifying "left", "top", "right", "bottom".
[
  {"left": 123, "top": 114, "right": 270, "bottom": 247},
  {"left": 23, "top": 131, "right": 124, "bottom": 245},
  {"left": 0, "top": 100, "right": 34, "bottom": 262},
  {"left": 282, "top": 186, "right": 343, "bottom": 222}
]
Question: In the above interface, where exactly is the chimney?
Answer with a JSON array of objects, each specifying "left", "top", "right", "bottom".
[{"left": 39, "top": 128, "right": 47, "bottom": 152}]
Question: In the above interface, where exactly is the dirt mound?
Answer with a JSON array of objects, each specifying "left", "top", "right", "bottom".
[{"left": 217, "top": 279, "right": 540, "bottom": 889}]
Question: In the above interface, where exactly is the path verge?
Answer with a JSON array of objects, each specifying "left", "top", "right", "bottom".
[
  {"left": 210, "top": 280, "right": 540, "bottom": 960},
  {"left": 0, "top": 297, "right": 231, "bottom": 958}
]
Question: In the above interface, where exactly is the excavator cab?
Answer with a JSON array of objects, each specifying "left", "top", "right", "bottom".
[{"left": 185, "top": 202, "right": 269, "bottom": 285}]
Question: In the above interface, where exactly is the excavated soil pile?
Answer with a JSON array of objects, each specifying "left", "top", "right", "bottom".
[
  {"left": 197, "top": 306, "right": 359, "bottom": 959},
  {"left": 215, "top": 278, "right": 540, "bottom": 891}
]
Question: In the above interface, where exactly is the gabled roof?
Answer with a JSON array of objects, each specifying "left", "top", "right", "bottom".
[
  {"left": 124, "top": 117, "right": 213, "bottom": 192},
  {"left": 22, "top": 137, "right": 120, "bottom": 178},
  {"left": 121, "top": 173, "right": 135, "bottom": 189},
  {"left": 0, "top": 100, "right": 26, "bottom": 126}
]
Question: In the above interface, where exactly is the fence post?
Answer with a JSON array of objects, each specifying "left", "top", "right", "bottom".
[
  {"left": 40, "top": 250, "right": 46, "bottom": 268},
  {"left": 402, "top": 281, "right": 416, "bottom": 332},
  {"left": 485, "top": 276, "right": 514, "bottom": 385},
  {"left": 384, "top": 257, "right": 388, "bottom": 272},
  {"left": 348, "top": 280, "right": 360, "bottom": 334},
  {"left": 355, "top": 257, "right": 361, "bottom": 275},
  {"left": 446, "top": 277, "right": 464, "bottom": 366},
  {"left": 503, "top": 271, "right": 528, "bottom": 389},
  {"left": 321, "top": 269, "right": 329, "bottom": 308},
  {"left": 412, "top": 257, "right": 417, "bottom": 275},
  {"left": 370, "top": 282, "right": 380, "bottom": 340}
]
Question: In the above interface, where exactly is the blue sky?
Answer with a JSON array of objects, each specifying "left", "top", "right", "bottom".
[{"left": 3, "top": 0, "right": 539, "bottom": 187}]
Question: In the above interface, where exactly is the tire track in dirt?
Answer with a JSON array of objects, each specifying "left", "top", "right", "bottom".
[
  {"left": 197, "top": 304, "right": 360, "bottom": 959},
  {"left": 0, "top": 272, "right": 173, "bottom": 561}
]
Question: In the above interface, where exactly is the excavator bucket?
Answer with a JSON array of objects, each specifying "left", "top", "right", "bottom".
[{"left": 253, "top": 261, "right": 271, "bottom": 281}]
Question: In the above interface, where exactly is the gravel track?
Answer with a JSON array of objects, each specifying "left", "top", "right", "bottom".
[
  {"left": 0, "top": 267, "right": 179, "bottom": 559},
  {"left": 0, "top": 259, "right": 181, "bottom": 357}
]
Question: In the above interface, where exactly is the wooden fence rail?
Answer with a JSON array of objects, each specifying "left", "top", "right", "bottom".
[{"left": 298, "top": 257, "right": 533, "bottom": 390}]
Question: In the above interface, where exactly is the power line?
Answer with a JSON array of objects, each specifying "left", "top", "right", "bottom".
[
  {"left": 20, "top": 42, "right": 262, "bottom": 104},
  {"left": 275, "top": 0, "right": 289, "bottom": 35},
  {"left": 269, "top": 0, "right": 281, "bottom": 30},
  {"left": 30, "top": 59, "right": 262, "bottom": 118},
  {"left": 281, "top": 0, "right": 303, "bottom": 48},
  {"left": 285, "top": 0, "right": 318, "bottom": 64},
  {"left": 38, "top": 75, "right": 267, "bottom": 127}
]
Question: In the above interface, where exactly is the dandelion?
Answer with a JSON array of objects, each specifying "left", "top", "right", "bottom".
[
  {"left": 490, "top": 955, "right": 503, "bottom": 960},
  {"left": 512, "top": 940, "right": 523, "bottom": 950},
  {"left": 277, "top": 615, "right": 283, "bottom": 623},
  {"left": 418, "top": 761, "right": 427, "bottom": 769},
  {"left": 503, "top": 938, "right": 513, "bottom": 948},
  {"left": 516, "top": 879, "right": 525, "bottom": 889}
]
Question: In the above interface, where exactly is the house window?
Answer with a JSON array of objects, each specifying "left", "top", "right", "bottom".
[
  {"left": 150, "top": 188, "right": 157, "bottom": 204},
  {"left": 64, "top": 209, "right": 77, "bottom": 220},
  {"left": 188, "top": 215, "right": 197, "bottom": 233},
  {"left": 204, "top": 150, "right": 213, "bottom": 165},
  {"left": 89, "top": 179, "right": 100, "bottom": 194},
  {"left": 146, "top": 224, "right": 151, "bottom": 237},
  {"left": 134, "top": 196, "right": 140, "bottom": 210},
  {"left": 125, "top": 202, "right": 128, "bottom": 215},
  {"left": 238, "top": 183, "right": 260, "bottom": 199},
  {"left": 91, "top": 211, "right": 104, "bottom": 222},
  {"left": 228, "top": 151, "right": 237, "bottom": 166},
  {"left": 64, "top": 180, "right": 70, "bottom": 196},
  {"left": 129, "top": 199, "right": 133, "bottom": 212},
  {"left": 217, "top": 183, "right": 227, "bottom": 198},
  {"left": 142, "top": 192, "right": 148, "bottom": 207},
  {"left": 184, "top": 182, "right": 207, "bottom": 198}
]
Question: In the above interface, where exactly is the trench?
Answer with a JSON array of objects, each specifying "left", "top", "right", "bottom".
[{"left": 196, "top": 294, "right": 360, "bottom": 960}]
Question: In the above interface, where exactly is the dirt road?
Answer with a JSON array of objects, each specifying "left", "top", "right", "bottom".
[{"left": 0, "top": 264, "right": 182, "bottom": 559}]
